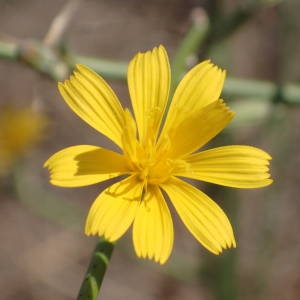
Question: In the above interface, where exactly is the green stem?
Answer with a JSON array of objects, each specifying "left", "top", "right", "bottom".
[
  {"left": 1, "top": 39, "right": 299, "bottom": 104},
  {"left": 0, "top": 40, "right": 20, "bottom": 59},
  {"left": 171, "top": 8, "right": 209, "bottom": 93},
  {"left": 224, "top": 77, "right": 300, "bottom": 104},
  {"left": 74, "top": 55, "right": 128, "bottom": 81},
  {"left": 77, "top": 239, "right": 114, "bottom": 300}
]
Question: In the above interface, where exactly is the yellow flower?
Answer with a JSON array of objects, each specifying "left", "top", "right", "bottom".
[
  {"left": 0, "top": 106, "right": 46, "bottom": 175},
  {"left": 44, "top": 46, "right": 272, "bottom": 264}
]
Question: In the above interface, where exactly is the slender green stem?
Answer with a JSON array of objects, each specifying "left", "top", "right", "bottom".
[
  {"left": 0, "top": 40, "right": 20, "bottom": 59},
  {"left": 0, "top": 39, "right": 127, "bottom": 81},
  {"left": 0, "top": 39, "right": 299, "bottom": 104},
  {"left": 171, "top": 8, "right": 209, "bottom": 93},
  {"left": 224, "top": 77, "right": 300, "bottom": 104},
  {"left": 74, "top": 55, "right": 128, "bottom": 81},
  {"left": 77, "top": 239, "right": 114, "bottom": 300}
]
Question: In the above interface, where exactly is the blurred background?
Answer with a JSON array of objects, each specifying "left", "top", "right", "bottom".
[{"left": 0, "top": 0, "right": 299, "bottom": 299}]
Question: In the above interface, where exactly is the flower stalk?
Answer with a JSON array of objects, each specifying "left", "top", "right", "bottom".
[{"left": 77, "top": 238, "right": 114, "bottom": 300}]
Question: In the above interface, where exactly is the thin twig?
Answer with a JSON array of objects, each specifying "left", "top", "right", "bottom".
[{"left": 44, "top": 0, "right": 82, "bottom": 47}]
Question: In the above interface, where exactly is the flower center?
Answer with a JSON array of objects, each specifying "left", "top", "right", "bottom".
[
  {"left": 128, "top": 143, "right": 173, "bottom": 186},
  {"left": 137, "top": 156, "right": 171, "bottom": 185},
  {"left": 122, "top": 109, "right": 173, "bottom": 186}
]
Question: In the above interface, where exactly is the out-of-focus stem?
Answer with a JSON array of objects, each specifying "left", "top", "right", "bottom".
[
  {"left": 0, "top": 39, "right": 299, "bottom": 104},
  {"left": 0, "top": 40, "right": 19, "bottom": 59},
  {"left": 224, "top": 77, "right": 300, "bottom": 104},
  {"left": 171, "top": 8, "right": 209, "bottom": 93},
  {"left": 74, "top": 55, "right": 128, "bottom": 81},
  {"left": 43, "top": 0, "right": 82, "bottom": 47}
]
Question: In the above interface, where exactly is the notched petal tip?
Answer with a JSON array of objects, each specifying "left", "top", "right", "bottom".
[
  {"left": 264, "top": 178, "right": 273, "bottom": 187},
  {"left": 57, "top": 80, "right": 72, "bottom": 100},
  {"left": 157, "top": 44, "right": 167, "bottom": 55},
  {"left": 214, "top": 236, "right": 236, "bottom": 256},
  {"left": 133, "top": 44, "right": 167, "bottom": 59},
  {"left": 227, "top": 236, "right": 237, "bottom": 249},
  {"left": 218, "top": 98, "right": 235, "bottom": 118},
  {"left": 75, "top": 63, "right": 91, "bottom": 73},
  {"left": 57, "top": 81, "right": 66, "bottom": 92},
  {"left": 75, "top": 63, "right": 84, "bottom": 70},
  {"left": 263, "top": 151, "right": 272, "bottom": 161},
  {"left": 103, "top": 233, "right": 118, "bottom": 243},
  {"left": 134, "top": 251, "right": 169, "bottom": 265},
  {"left": 204, "top": 60, "right": 226, "bottom": 74},
  {"left": 43, "top": 159, "right": 49, "bottom": 168},
  {"left": 222, "top": 68, "right": 227, "bottom": 77},
  {"left": 156, "top": 256, "right": 168, "bottom": 265}
]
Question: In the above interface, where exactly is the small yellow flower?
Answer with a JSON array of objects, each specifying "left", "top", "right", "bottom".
[
  {"left": 0, "top": 106, "right": 46, "bottom": 175},
  {"left": 44, "top": 46, "right": 272, "bottom": 264}
]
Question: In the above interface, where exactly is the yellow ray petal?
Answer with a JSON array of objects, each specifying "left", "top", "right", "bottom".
[
  {"left": 44, "top": 145, "right": 128, "bottom": 187},
  {"left": 85, "top": 176, "right": 142, "bottom": 241},
  {"left": 161, "top": 60, "right": 225, "bottom": 135},
  {"left": 128, "top": 45, "right": 170, "bottom": 144},
  {"left": 132, "top": 186, "right": 174, "bottom": 264},
  {"left": 162, "top": 99, "right": 234, "bottom": 158},
  {"left": 121, "top": 109, "right": 140, "bottom": 163},
  {"left": 58, "top": 64, "right": 125, "bottom": 148},
  {"left": 161, "top": 178, "right": 236, "bottom": 254},
  {"left": 174, "top": 145, "right": 273, "bottom": 188}
]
